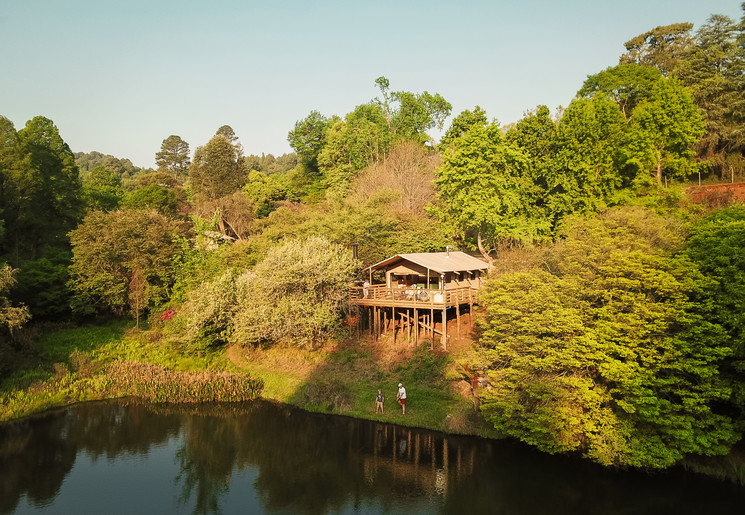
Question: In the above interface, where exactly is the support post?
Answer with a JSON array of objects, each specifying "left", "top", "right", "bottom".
[
  {"left": 456, "top": 303, "right": 461, "bottom": 337},
  {"left": 442, "top": 308, "right": 447, "bottom": 350},
  {"left": 392, "top": 306, "right": 396, "bottom": 344}
]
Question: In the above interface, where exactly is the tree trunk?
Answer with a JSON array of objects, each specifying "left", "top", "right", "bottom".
[
  {"left": 656, "top": 149, "right": 663, "bottom": 187},
  {"left": 477, "top": 230, "right": 495, "bottom": 266}
]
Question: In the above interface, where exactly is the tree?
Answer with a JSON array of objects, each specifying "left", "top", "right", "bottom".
[
  {"left": 4, "top": 116, "right": 84, "bottom": 261},
  {"left": 68, "top": 209, "right": 183, "bottom": 316},
  {"left": 155, "top": 135, "right": 190, "bottom": 182},
  {"left": 215, "top": 125, "right": 238, "bottom": 144},
  {"left": 578, "top": 64, "right": 663, "bottom": 118},
  {"left": 548, "top": 95, "right": 628, "bottom": 216},
  {"left": 288, "top": 111, "right": 333, "bottom": 178},
  {"left": 188, "top": 135, "right": 246, "bottom": 205},
  {"left": 317, "top": 103, "right": 392, "bottom": 197},
  {"left": 676, "top": 14, "right": 745, "bottom": 179},
  {"left": 685, "top": 206, "right": 745, "bottom": 422},
  {"left": 431, "top": 122, "right": 549, "bottom": 263},
  {"left": 0, "top": 264, "right": 30, "bottom": 339},
  {"left": 352, "top": 139, "right": 439, "bottom": 215},
  {"left": 625, "top": 77, "right": 705, "bottom": 186},
  {"left": 82, "top": 166, "right": 123, "bottom": 212},
  {"left": 122, "top": 184, "right": 180, "bottom": 217},
  {"left": 620, "top": 23, "right": 694, "bottom": 76},
  {"left": 128, "top": 266, "right": 147, "bottom": 329},
  {"left": 438, "top": 106, "right": 488, "bottom": 150},
  {"left": 476, "top": 207, "right": 737, "bottom": 468},
  {"left": 197, "top": 192, "right": 256, "bottom": 241},
  {"left": 374, "top": 76, "right": 452, "bottom": 144},
  {"left": 242, "top": 170, "right": 286, "bottom": 218},
  {"left": 231, "top": 236, "right": 358, "bottom": 348},
  {"left": 181, "top": 236, "right": 357, "bottom": 349}
]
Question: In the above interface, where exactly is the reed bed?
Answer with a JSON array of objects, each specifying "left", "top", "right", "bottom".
[{"left": 108, "top": 361, "right": 264, "bottom": 403}]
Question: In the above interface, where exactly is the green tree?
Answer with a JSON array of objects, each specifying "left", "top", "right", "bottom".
[
  {"left": 122, "top": 184, "right": 179, "bottom": 216},
  {"left": 431, "top": 122, "right": 549, "bottom": 262},
  {"left": 68, "top": 209, "right": 183, "bottom": 316},
  {"left": 188, "top": 135, "right": 246, "bottom": 205},
  {"left": 477, "top": 207, "right": 736, "bottom": 468},
  {"left": 231, "top": 236, "right": 358, "bottom": 348},
  {"left": 317, "top": 103, "right": 392, "bottom": 197},
  {"left": 82, "top": 166, "right": 124, "bottom": 212},
  {"left": 242, "top": 170, "right": 286, "bottom": 218},
  {"left": 578, "top": 64, "right": 663, "bottom": 118},
  {"left": 620, "top": 22, "right": 694, "bottom": 76},
  {"left": 0, "top": 264, "right": 31, "bottom": 339},
  {"left": 6, "top": 116, "right": 84, "bottom": 261},
  {"left": 677, "top": 13, "right": 745, "bottom": 179},
  {"left": 625, "top": 77, "right": 705, "bottom": 186},
  {"left": 287, "top": 111, "right": 333, "bottom": 178},
  {"left": 548, "top": 95, "right": 628, "bottom": 217},
  {"left": 374, "top": 76, "right": 452, "bottom": 144},
  {"left": 215, "top": 125, "right": 238, "bottom": 144},
  {"left": 685, "top": 206, "right": 745, "bottom": 422},
  {"left": 155, "top": 135, "right": 190, "bottom": 182},
  {"left": 438, "top": 106, "right": 488, "bottom": 151}
]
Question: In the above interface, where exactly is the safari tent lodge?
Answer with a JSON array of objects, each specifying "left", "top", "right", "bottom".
[{"left": 349, "top": 251, "right": 489, "bottom": 347}]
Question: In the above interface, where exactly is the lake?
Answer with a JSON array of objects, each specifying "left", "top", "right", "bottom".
[{"left": 1, "top": 399, "right": 743, "bottom": 514}]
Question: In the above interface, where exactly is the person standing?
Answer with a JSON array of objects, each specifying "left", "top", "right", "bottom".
[
  {"left": 396, "top": 383, "right": 407, "bottom": 414},
  {"left": 375, "top": 389, "right": 385, "bottom": 413}
]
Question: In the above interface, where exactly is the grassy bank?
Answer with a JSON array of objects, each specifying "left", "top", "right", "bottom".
[{"left": 0, "top": 321, "right": 495, "bottom": 439}]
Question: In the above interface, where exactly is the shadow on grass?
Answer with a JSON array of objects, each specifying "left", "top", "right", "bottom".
[{"left": 285, "top": 332, "right": 484, "bottom": 435}]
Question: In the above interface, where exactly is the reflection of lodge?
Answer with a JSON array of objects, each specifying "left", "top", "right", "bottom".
[
  {"left": 363, "top": 424, "right": 478, "bottom": 497},
  {"left": 350, "top": 251, "right": 489, "bottom": 348}
]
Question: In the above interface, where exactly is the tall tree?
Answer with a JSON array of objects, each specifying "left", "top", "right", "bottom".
[
  {"left": 620, "top": 22, "right": 694, "bottom": 76},
  {"left": 188, "top": 135, "right": 246, "bottom": 205},
  {"left": 548, "top": 95, "right": 628, "bottom": 215},
  {"left": 68, "top": 209, "right": 183, "bottom": 316},
  {"left": 374, "top": 76, "right": 452, "bottom": 145},
  {"left": 625, "top": 77, "right": 705, "bottom": 186},
  {"left": 430, "top": 122, "right": 549, "bottom": 262},
  {"left": 685, "top": 206, "right": 745, "bottom": 424},
  {"left": 578, "top": 64, "right": 663, "bottom": 118},
  {"left": 287, "top": 111, "right": 333, "bottom": 178},
  {"left": 677, "top": 14, "right": 745, "bottom": 179},
  {"left": 155, "top": 135, "right": 190, "bottom": 182},
  {"left": 12, "top": 116, "right": 83, "bottom": 260},
  {"left": 438, "top": 106, "right": 488, "bottom": 150}
]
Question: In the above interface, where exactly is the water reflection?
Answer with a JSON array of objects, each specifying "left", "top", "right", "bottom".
[{"left": 1, "top": 399, "right": 744, "bottom": 514}]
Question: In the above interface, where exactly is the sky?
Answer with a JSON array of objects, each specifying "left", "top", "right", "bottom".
[{"left": 1, "top": 0, "right": 743, "bottom": 169}]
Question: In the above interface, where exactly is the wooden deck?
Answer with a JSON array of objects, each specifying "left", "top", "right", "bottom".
[{"left": 349, "top": 284, "right": 476, "bottom": 309}]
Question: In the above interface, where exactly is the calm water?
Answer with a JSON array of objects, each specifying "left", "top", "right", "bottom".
[{"left": 1, "top": 400, "right": 744, "bottom": 514}]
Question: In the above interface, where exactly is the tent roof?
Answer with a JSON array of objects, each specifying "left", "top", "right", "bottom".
[{"left": 366, "top": 251, "right": 488, "bottom": 274}]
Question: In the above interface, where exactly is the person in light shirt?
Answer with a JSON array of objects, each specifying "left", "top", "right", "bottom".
[{"left": 396, "top": 383, "right": 407, "bottom": 414}]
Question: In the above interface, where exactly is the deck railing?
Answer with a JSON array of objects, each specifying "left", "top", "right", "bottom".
[{"left": 349, "top": 284, "right": 476, "bottom": 307}]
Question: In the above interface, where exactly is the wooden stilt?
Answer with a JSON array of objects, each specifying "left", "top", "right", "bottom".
[
  {"left": 407, "top": 309, "right": 412, "bottom": 341},
  {"left": 456, "top": 303, "right": 461, "bottom": 337},
  {"left": 442, "top": 308, "right": 447, "bottom": 350},
  {"left": 392, "top": 306, "right": 396, "bottom": 344},
  {"left": 430, "top": 308, "right": 435, "bottom": 350},
  {"left": 414, "top": 308, "right": 418, "bottom": 344}
]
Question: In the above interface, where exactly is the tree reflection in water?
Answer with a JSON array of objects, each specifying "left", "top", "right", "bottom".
[{"left": 1, "top": 399, "right": 745, "bottom": 514}]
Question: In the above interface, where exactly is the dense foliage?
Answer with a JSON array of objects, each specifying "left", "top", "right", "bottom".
[{"left": 476, "top": 207, "right": 737, "bottom": 467}]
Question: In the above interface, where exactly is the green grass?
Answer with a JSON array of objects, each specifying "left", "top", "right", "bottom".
[{"left": 1, "top": 320, "right": 495, "bottom": 440}]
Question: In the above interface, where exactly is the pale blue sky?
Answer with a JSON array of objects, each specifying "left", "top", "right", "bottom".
[{"left": 1, "top": 1, "right": 742, "bottom": 168}]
